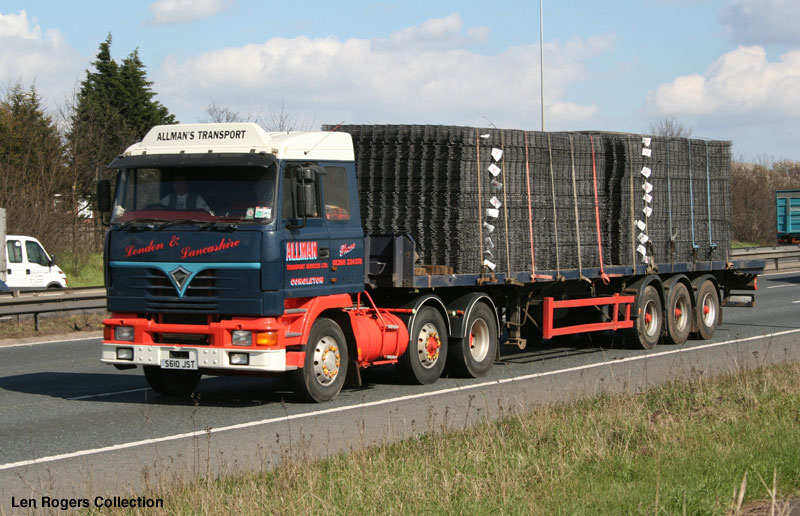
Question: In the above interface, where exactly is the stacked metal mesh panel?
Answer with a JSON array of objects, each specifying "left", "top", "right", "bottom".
[{"left": 322, "top": 124, "right": 732, "bottom": 276}]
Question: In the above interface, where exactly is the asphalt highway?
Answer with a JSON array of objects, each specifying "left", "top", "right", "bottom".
[{"left": 1, "top": 271, "right": 799, "bottom": 513}]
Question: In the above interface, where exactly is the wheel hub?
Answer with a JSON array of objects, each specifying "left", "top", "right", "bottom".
[
  {"left": 417, "top": 322, "right": 441, "bottom": 369},
  {"left": 313, "top": 337, "right": 341, "bottom": 385}
]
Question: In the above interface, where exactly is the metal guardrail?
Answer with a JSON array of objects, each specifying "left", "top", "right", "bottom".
[
  {"left": 0, "top": 287, "right": 106, "bottom": 330},
  {"left": 730, "top": 245, "right": 800, "bottom": 270}
]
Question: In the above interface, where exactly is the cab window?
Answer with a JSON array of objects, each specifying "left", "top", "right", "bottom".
[
  {"left": 25, "top": 241, "right": 50, "bottom": 266},
  {"left": 6, "top": 240, "right": 22, "bottom": 263},
  {"left": 323, "top": 167, "right": 351, "bottom": 221}
]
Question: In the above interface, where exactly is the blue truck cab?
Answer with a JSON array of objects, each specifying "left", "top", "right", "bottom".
[{"left": 100, "top": 123, "right": 377, "bottom": 400}]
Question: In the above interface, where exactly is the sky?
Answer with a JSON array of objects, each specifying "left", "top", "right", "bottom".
[{"left": 2, "top": 0, "right": 800, "bottom": 161}]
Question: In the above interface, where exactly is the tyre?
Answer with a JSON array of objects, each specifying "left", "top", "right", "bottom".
[
  {"left": 293, "top": 318, "right": 348, "bottom": 402},
  {"left": 694, "top": 280, "right": 719, "bottom": 340},
  {"left": 665, "top": 282, "right": 692, "bottom": 345},
  {"left": 398, "top": 306, "right": 448, "bottom": 384},
  {"left": 144, "top": 366, "right": 202, "bottom": 396},
  {"left": 630, "top": 285, "right": 662, "bottom": 350},
  {"left": 448, "top": 303, "right": 497, "bottom": 378}
]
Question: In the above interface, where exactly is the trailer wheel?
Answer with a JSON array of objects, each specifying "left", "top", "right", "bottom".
[
  {"left": 398, "top": 306, "right": 448, "bottom": 384},
  {"left": 449, "top": 303, "right": 497, "bottom": 378},
  {"left": 694, "top": 280, "right": 719, "bottom": 340},
  {"left": 293, "top": 318, "right": 348, "bottom": 402},
  {"left": 143, "top": 366, "right": 201, "bottom": 397},
  {"left": 631, "top": 285, "right": 662, "bottom": 350},
  {"left": 665, "top": 282, "right": 692, "bottom": 345}
]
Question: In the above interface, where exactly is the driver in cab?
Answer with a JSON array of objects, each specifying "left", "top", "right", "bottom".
[{"left": 160, "top": 175, "right": 211, "bottom": 213}]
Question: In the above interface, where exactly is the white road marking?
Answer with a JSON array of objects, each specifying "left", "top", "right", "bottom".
[
  {"left": 0, "top": 335, "right": 102, "bottom": 349},
  {"left": 2, "top": 327, "right": 800, "bottom": 472},
  {"left": 767, "top": 284, "right": 794, "bottom": 289}
]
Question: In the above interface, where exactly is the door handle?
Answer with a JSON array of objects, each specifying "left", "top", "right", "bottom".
[
  {"left": 26, "top": 269, "right": 31, "bottom": 275},
  {"left": 319, "top": 247, "right": 330, "bottom": 258}
]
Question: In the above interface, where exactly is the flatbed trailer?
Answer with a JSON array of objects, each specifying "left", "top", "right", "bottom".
[{"left": 97, "top": 123, "right": 763, "bottom": 402}]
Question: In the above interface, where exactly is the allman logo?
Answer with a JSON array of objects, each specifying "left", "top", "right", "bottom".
[
  {"left": 286, "top": 241, "right": 318, "bottom": 261},
  {"left": 339, "top": 243, "right": 356, "bottom": 257}
]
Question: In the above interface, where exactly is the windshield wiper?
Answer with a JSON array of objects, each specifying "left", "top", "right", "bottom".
[
  {"left": 118, "top": 219, "right": 158, "bottom": 231},
  {"left": 155, "top": 219, "right": 204, "bottom": 231},
  {"left": 199, "top": 221, "right": 239, "bottom": 231}
]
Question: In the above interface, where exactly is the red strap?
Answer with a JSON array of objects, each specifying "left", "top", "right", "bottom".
[{"left": 590, "top": 136, "right": 610, "bottom": 285}]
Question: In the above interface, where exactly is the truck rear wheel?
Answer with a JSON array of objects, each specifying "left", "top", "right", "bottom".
[
  {"left": 143, "top": 366, "right": 201, "bottom": 397},
  {"left": 694, "top": 280, "right": 719, "bottom": 340},
  {"left": 449, "top": 303, "right": 497, "bottom": 378},
  {"left": 665, "top": 282, "right": 692, "bottom": 344},
  {"left": 293, "top": 318, "right": 348, "bottom": 402},
  {"left": 630, "top": 285, "right": 662, "bottom": 350},
  {"left": 398, "top": 306, "right": 448, "bottom": 384}
]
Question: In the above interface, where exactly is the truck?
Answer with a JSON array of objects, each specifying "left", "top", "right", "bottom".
[
  {"left": 1, "top": 208, "right": 68, "bottom": 291},
  {"left": 96, "top": 123, "right": 763, "bottom": 402},
  {"left": 776, "top": 189, "right": 800, "bottom": 244}
]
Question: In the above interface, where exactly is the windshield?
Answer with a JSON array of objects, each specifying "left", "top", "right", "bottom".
[{"left": 111, "top": 164, "right": 278, "bottom": 224}]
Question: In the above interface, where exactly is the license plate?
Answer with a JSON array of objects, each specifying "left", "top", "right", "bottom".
[{"left": 160, "top": 358, "right": 197, "bottom": 370}]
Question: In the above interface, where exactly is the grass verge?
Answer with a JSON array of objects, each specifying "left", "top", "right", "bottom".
[
  {"left": 59, "top": 251, "right": 104, "bottom": 288},
  {"left": 82, "top": 361, "right": 800, "bottom": 516},
  {"left": 0, "top": 312, "right": 106, "bottom": 340}
]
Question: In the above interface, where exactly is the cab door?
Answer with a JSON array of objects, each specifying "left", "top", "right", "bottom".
[
  {"left": 281, "top": 164, "right": 331, "bottom": 297},
  {"left": 321, "top": 163, "right": 364, "bottom": 294},
  {"left": 22, "top": 238, "right": 52, "bottom": 288}
]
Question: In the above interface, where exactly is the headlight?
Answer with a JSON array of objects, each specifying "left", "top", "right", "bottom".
[
  {"left": 116, "top": 347, "right": 134, "bottom": 360},
  {"left": 229, "top": 352, "right": 249, "bottom": 365},
  {"left": 231, "top": 330, "right": 252, "bottom": 346},
  {"left": 114, "top": 326, "right": 134, "bottom": 342}
]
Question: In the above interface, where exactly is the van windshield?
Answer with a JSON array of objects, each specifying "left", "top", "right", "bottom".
[{"left": 111, "top": 164, "right": 278, "bottom": 224}]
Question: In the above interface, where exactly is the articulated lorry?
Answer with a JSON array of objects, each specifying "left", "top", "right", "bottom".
[{"left": 97, "top": 123, "right": 763, "bottom": 402}]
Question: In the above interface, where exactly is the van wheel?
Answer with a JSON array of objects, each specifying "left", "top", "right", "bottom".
[
  {"left": 449, "top": 303, "right": 497, "bottom": 378},
  {"left": 144, "top": 366, "right": 201, "bottom": 396},
  {"left": 398, "top": 307, "right": 448, "bottom": 384},
  {"left": 293, "top": 318, "right": 348, "bottom": 402},
  {"left": 665, "top": 282, "right": 692, "bottom": 344},
  {"left": 694, "top": 280, "right": 719, "bottom": 340}
]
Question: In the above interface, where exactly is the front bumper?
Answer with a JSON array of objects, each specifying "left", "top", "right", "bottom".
[{"left": 101, "top": 343, "right": 289, "bottom": 372}]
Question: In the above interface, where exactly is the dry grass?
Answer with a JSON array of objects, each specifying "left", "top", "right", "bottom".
[
  {"left": 72, "top": 360, "right": 800, "bottom": 516},
  {"left": 0, "top": 312, "right": 105, "bottom": 340}
]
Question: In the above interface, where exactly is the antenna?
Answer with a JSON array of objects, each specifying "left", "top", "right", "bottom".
[{"left": 304, "top": 120, "right": 345, "bottom": 156}]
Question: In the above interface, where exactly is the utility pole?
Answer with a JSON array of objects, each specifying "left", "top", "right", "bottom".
[{"left": 540, "top": 0, "right": 545, "bottom": 131}]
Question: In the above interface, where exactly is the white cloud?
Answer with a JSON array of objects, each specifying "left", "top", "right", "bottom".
[
  {"left": 156, "top": 15, "right": 614, "bottom": 129},
  {"left": 719, "top": 0, "right": 800, "bottom": 45},
  {"left": 147, "top": 0, "right": 231, "bottom": 25},
  {"left": 646, "top": 46, "right": 800, "bottom": 119},
  {"left": 0, "top": 10, "right": 82, "bottom": 104}
]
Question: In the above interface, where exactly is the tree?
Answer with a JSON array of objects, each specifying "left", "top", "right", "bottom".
[
  {"left": 646, "top": 116, "right": 692, "bottom": 138},
  {"left": 68, "top": 34, "right": 175, "bottom": 203},
  {"left": 0, "top": 83, "right": 69, "bottom": 247}
]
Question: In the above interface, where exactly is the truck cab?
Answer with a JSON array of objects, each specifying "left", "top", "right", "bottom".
[{"left": 4, "top": 235, "right": 68, "bottom": 290}]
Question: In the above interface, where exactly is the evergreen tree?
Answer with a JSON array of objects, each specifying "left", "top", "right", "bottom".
[{"left": 69, "top": 34, "right": 175, "bottom": 201}]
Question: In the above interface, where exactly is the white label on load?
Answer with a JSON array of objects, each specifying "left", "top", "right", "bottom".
[
  {"left": 480, "top": 133, "right": 490, "bottom": 139},
  {"left": 491, "top": 179, "right": 502, "bottom": 189},
  {"left": 643, "top": 193, "right": 653, "bottom": 203},
  {"left": 643, "top": 206, "right": 653, "bottom": 217},
  {"left": 643, "top": 181, "right": 653, "bottom": 193},
  {"left": 483, "top": 259, "right": 497, "bottom": 271},
  {"left": 642, "top": 137, "right": 651, "bottom": 147},
  {"left": 637, "top": 244, "right": 647, "bottom": 256},
  {"left": 641, "top": 166, "right": 651, "bottom": 178},
  {"left": 488, "top": 163, "right": 501, "bottom": 177},
  {"left": 486, "top": 208, "right": 499, "bottom": 218},
  {"left": 483, "top": 222, "right": 495, "bottom": 233},
  {"left": 638, "top": 232, "right": 649, "bottom": 243},
  {"left": 490, "top": 196, "right": 502, "bottom": 209},
  {"left": 484, "top": 237, "right": 495, "bottom": 248},
  {"left": 491, "top": 148, "right": 503, "bottom": 161},
  {"left": 484, "top": 248, "right": 494, "bottom": 257},
  {"left": 636, "top": 220, "right": 646, "bottom": 231},
  {"left": 642, "top": 148, "right": 652, "bottom": 157}
]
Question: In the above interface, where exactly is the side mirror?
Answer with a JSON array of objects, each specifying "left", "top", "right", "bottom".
[
  {"left": 287, "top": 165, "right": 321, "bottom": 229},
  {"left": 49, "top": 255, "right": 56, "bottom": 267},
  {"left": 97, "top": 180, "right": 112, "bottom": 213}
]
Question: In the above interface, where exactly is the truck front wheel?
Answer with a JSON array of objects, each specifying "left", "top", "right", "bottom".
[
  {"left": 293, "top": 318, "right": 348, "bottom": 402},
  {"left": 398, "top": 306, "right": 448, "bottom": 384},
  {"left": 143, "top": 366, "right": 201, "bottom": 397}
]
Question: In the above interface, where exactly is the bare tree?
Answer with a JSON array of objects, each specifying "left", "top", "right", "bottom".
[
  {"left": 200, "top": 100, "right": 245, "bottom": 123},
  {"left": 646, "top": 116, "right": 692, "bottom": 137}
]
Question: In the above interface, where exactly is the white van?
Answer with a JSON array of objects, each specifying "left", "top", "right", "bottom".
[{"left": 4, "top": 235, "right": 68, "bottom": 290}]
